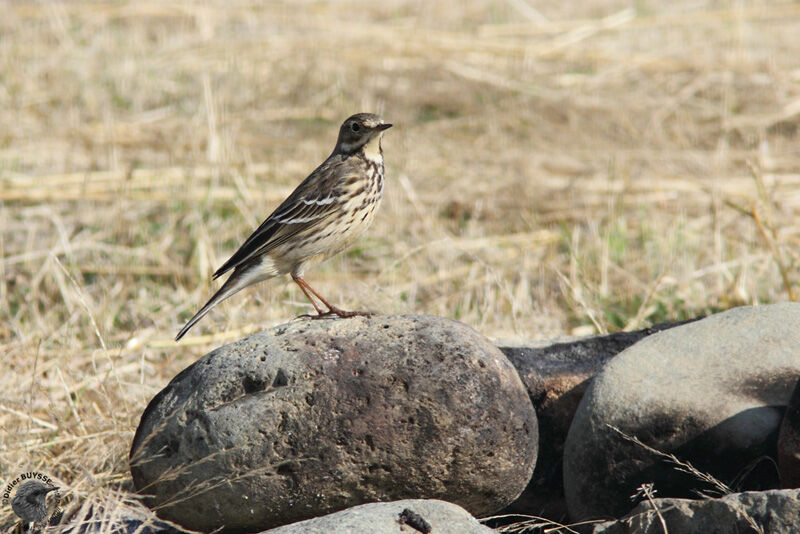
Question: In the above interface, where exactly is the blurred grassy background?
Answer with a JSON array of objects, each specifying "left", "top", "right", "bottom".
[{"left": 2, "top": 0, "right": 800, "bottom": 528}]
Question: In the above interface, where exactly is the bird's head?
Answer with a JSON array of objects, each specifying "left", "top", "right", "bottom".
[
  {"left": 13, "top": 481, "right": 59, "bottom": 502},
  {"left": 335, "top": 113, "right": 392, "bottom": 156},
  {"left": 11, "top": 481, "right": 59, "bottom": 522}
]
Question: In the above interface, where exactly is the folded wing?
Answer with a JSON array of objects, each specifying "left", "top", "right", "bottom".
[{"left": 213, "top": 156, "right": 353, "bottom": 279}]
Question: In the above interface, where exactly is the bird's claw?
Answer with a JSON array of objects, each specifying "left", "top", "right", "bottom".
[{"left": 297, "top": 309, "right": 374, "bottom": 320}]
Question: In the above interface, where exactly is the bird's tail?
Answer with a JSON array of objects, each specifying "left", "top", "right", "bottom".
[{"left": 175, "top": 264, "right": 272, "bottom": 342}]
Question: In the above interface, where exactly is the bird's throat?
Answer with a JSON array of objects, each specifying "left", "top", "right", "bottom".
[{"left": 361, "top": 136, "right": 383, "bottom": 164}]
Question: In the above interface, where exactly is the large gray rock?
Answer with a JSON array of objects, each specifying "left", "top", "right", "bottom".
[
  {"left": 778, "top": 376, "right": 800, "bottom": 487},
  {"left": 130, "top": 314, "right": 536, "bottom": 533},
  {"left": 257, "top": 499, "right": 496, "bottom": 534},
  {"left": 564, "top": 303, "right": 800, "bottom": 521},
  {"left": 593, "top": 489, "right": 800, "bottom": 534}
]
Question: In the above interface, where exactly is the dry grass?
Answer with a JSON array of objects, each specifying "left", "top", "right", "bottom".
[
  {"left": 613, "top": 426, "right": 766, "bottom": 534},
  {"left": 2, "top": 0, "right": 800, "bottom": 529},
  {"left": 486, "top": 512, "right": 603, "bottom": 533}
]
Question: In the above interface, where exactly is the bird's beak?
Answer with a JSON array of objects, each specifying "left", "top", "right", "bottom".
[
  {"left": 375, "top": 123, "right": 393, "bottom": 131},
  {"left": 46, "top": 486, "right": 59, "bottom": 493}
]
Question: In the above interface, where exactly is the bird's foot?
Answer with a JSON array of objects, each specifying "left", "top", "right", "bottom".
[
  {"left": 298, "top": 307, "right": 373, "bottom": 320},
  {"left": 328, "top": 307, "right": 373, "bottom": 318}
]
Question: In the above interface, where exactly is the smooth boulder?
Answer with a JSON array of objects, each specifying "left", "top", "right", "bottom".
[
  {"left": 257, "top": 499, "right": 496, "bottom": 534},
  {"left": 564, "top": 303, "right": 800, "bottom": 520},
  {"left": 130, "top": 314, "right": 537, "bottom": 532},
  {"left": 593, "top": 489, "right": 800, "bottom": 534}
]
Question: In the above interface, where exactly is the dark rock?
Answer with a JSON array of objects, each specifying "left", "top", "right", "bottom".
[
  {"left": 563, "top": 303, "right": 800, "bottom": 521},
  {"left": 592, "top": 489, "right": 800, "bottom": 534},
  {"left": 778, "top": 376, "right": 800, "bottom": 487},
  {"left": 256, "top": 499, "right": 496, "bottom": 534},
  {"left": 130, "top": 314, "right": 536, "bottom": 533},
  {"left": 498, "top": 318, "right": 699, "bottom": 518}
]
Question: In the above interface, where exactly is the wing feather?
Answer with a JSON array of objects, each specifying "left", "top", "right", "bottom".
[{"left": 213, "top": 155, "right": 357, "bottom": 279}]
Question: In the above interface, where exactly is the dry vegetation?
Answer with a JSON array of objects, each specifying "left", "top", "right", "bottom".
[{"left": 2, "top": 0, "right": 800, "bottom": 530}]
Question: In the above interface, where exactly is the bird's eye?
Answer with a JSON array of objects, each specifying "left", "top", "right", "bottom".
[{"left": 351, "top": 123, "right": 360, "bottom": 132}]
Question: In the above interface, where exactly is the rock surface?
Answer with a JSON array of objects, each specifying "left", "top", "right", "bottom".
[
  {"left": 592, "top": 489, "right": 800, "bottom": 534},
  {"left": 778, "top": 376, "right": 800, "bottom": 487},
  {"left": 499, "top": 319, "right": 698, "bottom": 517},
  {"left": 564, "top": 303, "right": 800, "bottom": 521},
  {"left": 130, "top": 314, "right": 536, "bottom": 532},
  {"left": 257, "top": 499, "right": 496, "bottom": 534}
]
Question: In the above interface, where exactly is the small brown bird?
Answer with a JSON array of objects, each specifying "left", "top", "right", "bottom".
[{"left": 176, "top": 113, "right": 391, "bottom": 341}]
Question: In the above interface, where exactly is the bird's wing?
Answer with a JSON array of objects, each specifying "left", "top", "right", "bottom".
[{"left": 213, "top": 155, "right": 354, "bottom": 279}]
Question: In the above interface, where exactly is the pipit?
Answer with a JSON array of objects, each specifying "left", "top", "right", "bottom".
[{"left": 176, "top": 113, "right": 391, "bottom": 341}]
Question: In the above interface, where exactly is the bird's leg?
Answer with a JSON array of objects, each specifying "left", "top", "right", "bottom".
[
  {"left": 291, "top": 274, "right": 327, "bottom": 315},
  {"left": 292, "top": 274, "right": 366, "bottom": 318}
]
